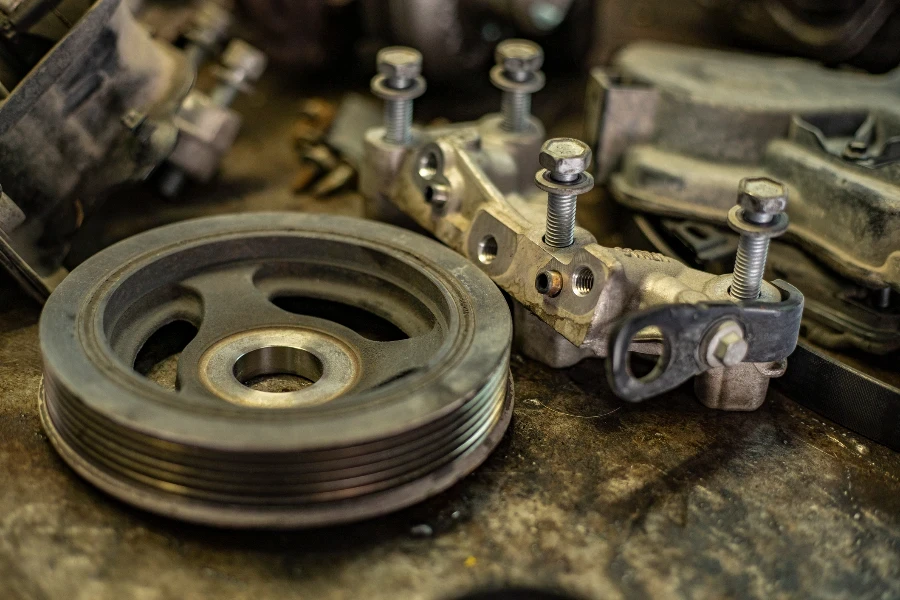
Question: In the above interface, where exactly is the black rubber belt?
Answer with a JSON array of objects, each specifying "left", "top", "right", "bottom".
[{"left": 774, "top": 341, "right": 900, "bottom": 451}]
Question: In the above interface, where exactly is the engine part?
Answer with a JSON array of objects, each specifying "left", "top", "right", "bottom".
[
  {"left": 360, "top": 0, "right": 583, "bottom": 81},
  {"left": 630, "top": 214, "right": 900, "bottom": 355},
  {"left": 727, "top": 178, "right": 790, "bottom": 301},
  {"left": 773, "top": 341, "right": 900, "bottom": 452},
  {"left": 361, "top": 45, "right": 804, "bottom": 409},
  {"left": 158, "top": 38, "right": 267, "bottom": 198},
  {"left": 589, "top": 0, "right": 900, "bottom": 73},
  {"left": 585, "top": 41, "right": 900, "bottom": 293},
  {"left": 492, "top": 38, "right": 544, "bottom": 134},
  {"left": 371, "top": 46, "right": 425, "bottom": 147},
  {"left": 39, "top": 212, "right": 513, "bottom": 528},
  {"left": 0, "top": 0, "right": 264, "bottom": 300}
]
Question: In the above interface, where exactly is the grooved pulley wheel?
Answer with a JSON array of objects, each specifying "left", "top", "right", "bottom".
[{"left": 39, "top": 213, "right": 513, "bottom": 528}]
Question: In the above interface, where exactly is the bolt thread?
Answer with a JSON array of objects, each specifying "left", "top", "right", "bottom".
[
  {"left": 731, "top": 235, "right": 769, "bottom": 300},
  {"left": 384, "top": 99, "right": 412, "bottom": 145},
  {"left": 545, "top": 194, "right": 577, "bottom": 247},
  {"left": 501, "top": 91, "right": 530, "bottom": 132}
]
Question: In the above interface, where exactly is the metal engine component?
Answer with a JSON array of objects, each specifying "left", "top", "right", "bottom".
[
  {"left": 585, "top": 41, "right": 900, "bottom": 294},
  {"left": 361, "top": 45, "right": 804, "bottom": 410},
  {"left": 0, "top": 0, "right": 264, "bottom": 300},
  {"left": 39, "top": 213, "right": 513, "bottom": 528},
  {"left": 159, "top": 38, "right": 267, "bottom": 198}
]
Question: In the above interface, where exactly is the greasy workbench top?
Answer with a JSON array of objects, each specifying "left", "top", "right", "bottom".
[{"left": 2, "top": 72, "right": 899, "bottom": 600}]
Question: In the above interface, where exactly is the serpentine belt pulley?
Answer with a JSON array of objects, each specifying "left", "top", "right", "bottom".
[{"left": 38, "top": 213, "right": 513, "bottom": 528}]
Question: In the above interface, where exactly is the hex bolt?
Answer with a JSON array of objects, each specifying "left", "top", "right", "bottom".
[
  {"left": 211, "top": 39, "right": 268, "bottom": 107},
  {"left": 727, "top": 177, "right": 789, "bottom": 301},
  {"left": 159, "top": 39, "right": 267, "bottom": 198},
  {"left": 535, "top": 269, "right": 563, "bottom": 297},
  {"left": 534, "top": 138, "right": 594, "bottom": 248},
  {"left": 490, "top": 39, "right": 545, "bottom": 133},
  {"left": 370, "top": 47, "right": 426, "bottom": 146},
  {"left": 703, "top": 320, "right": 749, "bottom": 368}
]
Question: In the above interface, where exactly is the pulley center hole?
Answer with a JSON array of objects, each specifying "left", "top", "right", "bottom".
[{"left": 233, "top": 346, "right": 323, "bottom": 393}]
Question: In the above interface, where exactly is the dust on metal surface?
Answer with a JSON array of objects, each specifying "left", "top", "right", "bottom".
[{"left": 1, "top": 73, "right": 899, "bottom": 600}]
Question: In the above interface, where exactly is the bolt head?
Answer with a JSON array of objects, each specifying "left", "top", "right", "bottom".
[
  {"left": 221, "top": 39, "right": 267, "bottom": 82},
  {"left": 737, "top": 177, "right": 788, "bottom": 216},
  {"left": 495, "top": 39, "right": 543, "bottom": 73},
  {"left": 377, "top": 46, "right": 423, "bottom": 81},
  {"left": 704, "top": 320, "right": 748, "bottom": 368},
  {"left": 539, "top": 138, "right": 592, "bottom": 177}
]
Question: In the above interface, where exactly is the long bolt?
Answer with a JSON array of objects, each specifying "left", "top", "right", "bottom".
[
  {"left": 492, "top": 39, "right": 544, "bottom": 133},
  {"left": 375, "top": 47, "right": 423, "bottom": 145},
  {"left": 534, "top": 138, "right": 593, "bottom": 248},
  {"left": 732, "top": 235, "right": 770, "bottom": 300},
  {"left": 501, "top": 78, "right": 531, "bottom": 132},
  {"left": 727, "top": 177, "right": 789, "bottom": 301}
]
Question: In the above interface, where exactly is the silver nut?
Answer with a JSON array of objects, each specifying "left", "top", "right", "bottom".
[
  {"left": 539, "top": 138, "right": 592, "bottom": 177},
  {"left": 737, "top": 177, "right": 788, "bottom": 216},
  {"left": 495, "top": 39, "right": 544, "bottom": 73},
  {"left": 221, "top": 39, "right": 267, "bottom": 82},
  {"left": 377, "top": 46, "right": 423, "bottom": 81},
  {"left": 704, "top": 320, "right": 748, "bottom": 368}
]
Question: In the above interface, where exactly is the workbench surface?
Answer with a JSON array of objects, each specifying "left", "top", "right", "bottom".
[{"left": 2, "top": 74, "right": 899, "bottom": 600}]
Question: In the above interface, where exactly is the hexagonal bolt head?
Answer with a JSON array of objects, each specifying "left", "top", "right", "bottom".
[
  {"left": 737, "top": 177, "right": 788, "bottom": 220},
  {"left": 495, "top": 39, "right": 544, "bottom": 75},
  {"left": 377, "top": 47, "right": 423, "bottom": 83},
  {"left": 704, "top": 320, "right": 749, "bottom": 368},
  {"left": 539, "top": 138, "right": 592, "bottom": 180},
  {"left": 221, "top": 39, "right": 267, "bottom": 82}
]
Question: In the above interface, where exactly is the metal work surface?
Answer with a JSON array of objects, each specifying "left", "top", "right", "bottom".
[{"left": 2, "top": 76, "right": 900, "bottom": 600}]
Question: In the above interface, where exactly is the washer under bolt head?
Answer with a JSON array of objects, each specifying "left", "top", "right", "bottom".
[
  {"left": 535, "top": 269, "right": 563, "bottom": 297},
  {"left": 704, "top": 320, "right": 749, "bottom": 368},
  {"left": 737, "top": 177, "right": 788, "bottom": 224},
  {"left": 377, "top": 47, "right": 423, "bottom": 84},
  {"left": 728, "top": 177, "right": 789, "bottom": 301},
  {"left": 496, "top": 39, "right": 544, "bottom": 78},
  {"left": 540, "top": 138, "right": 592, "bottom": 181}
]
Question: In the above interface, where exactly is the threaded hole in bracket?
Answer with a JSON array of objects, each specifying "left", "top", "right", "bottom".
[
  {"left": 418, "top": 150, "right": 440, "bottom": 180},
  {"left": 572, "top": 267, "right": 594, "bottom": 296},
  {"left": 478, "top": 235, "right": 498, "bottom": 265}
]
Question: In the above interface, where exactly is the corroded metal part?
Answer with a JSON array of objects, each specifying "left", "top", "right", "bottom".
[
  {"left": 361, "top": 110, "right": 801, "bottom": 409},
  {"left": 38, "top": 213, "right": 513, "bottom": 528}
]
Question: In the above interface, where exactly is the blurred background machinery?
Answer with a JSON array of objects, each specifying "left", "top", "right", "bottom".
[{"left": 0, "top": 0, "right": 264, "bottom": 300}]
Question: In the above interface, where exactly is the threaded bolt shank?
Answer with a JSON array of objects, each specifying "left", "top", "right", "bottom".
[
  {"left": 545, "top": 194, "right": 577, "bottom": 247},
  {"left": 731, "top": 235, "right": 769, "bottom": 301}
]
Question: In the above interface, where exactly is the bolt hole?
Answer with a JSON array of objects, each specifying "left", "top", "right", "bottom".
[
  {"left": 572, "top": 267, "right": 594, "bottom": 296},
  {"left": 418, "top": 150, "right": 440, "bottom": 180},
  {"left": 478, "top": 235, "right": 498, "bottom": 265},
  {"left": 233, "top": 346, "right": 323, "bottom": 393},
  {"left": 535, "top": 272, "right": 550, "bottom": 293},
  {"left": 627, "top": 326, "right": 668, "bottom": 383}
]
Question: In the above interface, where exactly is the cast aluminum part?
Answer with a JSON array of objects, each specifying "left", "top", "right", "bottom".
[
  {"left": 39, "top": 213, "right": 513, "bottom": 528},
  {"left": 584, "top": 41, "right": 900, "bottom": 295},
  {"left": 361, "top": 43, "right": 804, "bottom": 410},
  {"left": 0, "top": 0, "right": 264, "bottom": 299}
]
